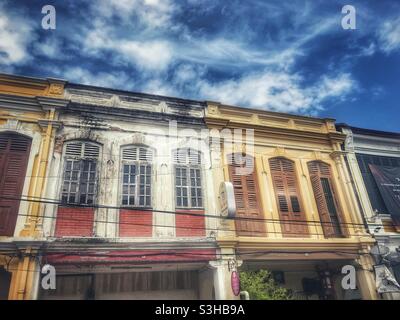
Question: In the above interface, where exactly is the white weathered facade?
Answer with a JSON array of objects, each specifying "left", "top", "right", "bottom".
[{"left": 39, "top": 84, "right": 222, "bottom": 300}]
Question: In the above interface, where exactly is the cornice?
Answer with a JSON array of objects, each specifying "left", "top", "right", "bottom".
[
  {"left": 65, "top": 87, "right": 206, "bottom": 118},
  {"left": 206, "top": 101, "right": 336, "bottom": 124},
  {"left": 206, "top": 117, "right": 346, "bottom": 145},
  {"left": 44, "top": 238, "right": 218, "bottom": 251},
  {"left": 65, "top": 102, "right": 206, "bottom": 126},
  {"left": 0, "top": 93, "right": 41, "bottom": 112},
  {"left": 38, "top": 119, "right": 63, "bottom": 130},
  {"left": 0, "top": 73, "right": 67, "bottom": 98},
  {"left": 0, "top": 93, "right": 69, "bottom": 112},
  {"left": 217, "top": 236, "right": 375, "bottom": 251},
  {"left": 354, "top": 147, "right": 400, "bottom": 158},
  {"left": 36, "top": 96, "right": 70, "bottom": 110}
]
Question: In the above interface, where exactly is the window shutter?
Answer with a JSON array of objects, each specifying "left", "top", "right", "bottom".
[
  {"left": 174, "top": 149, "right": 186, "bottom": 164},
  {"left": 83, "top": 143, "right": 100, "bottom": 159},
  {"left": 65, "top": 141, "right": 100, "bottom": 159},
  {"left": 308, "top": 161, "right": 344, "bottom": 237},
  {"left": 188, "top": 150, "right": 201, "bottom": 165},
  {"left": 174, "top": 148, "right": 201, "bottom": 165},
  {"left": 139, "top": 148, "right": 146, "bottom": 161},
  {"left": 269, "top": 157, "right": 308, "bottom": 237},
  {"left": 0, "top": 134, "right": 31, "bottom": 236},
  {"left": 123, "top": 146, "right": 153, "bottom": 163},
  {"left": 122, "top": 147, "right": 138, "bottom": 161},
  {"left": 65, "top": 141, "right": 83, "bottom": 158},
  {"left": 310, "top": 173, "right": 334, "bottom": 236},
  {"left": 228, "top": 154, "right": 264, "bottom": 236}
]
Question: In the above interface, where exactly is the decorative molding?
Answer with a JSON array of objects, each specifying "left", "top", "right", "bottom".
[
  {"left": 330, "top": 150, "right": 345, "bottom": 162},
  {"left": 208, "top": 105, "right": 219, "bottom": 115},
  {"left": 313, "top": 151, "right": 322, "bottom": 160},
  {"left": 131, "top": 132, "right": 146, "bottom": 145},
  {"left": 274, "top": 146, "right": 286, "bottom": 156},
  {"left": 4, "top": 119, "right": 19, "bottom": 130},
  {"left": 0, "top": 73, "right": 66, "bottom": 98},
  {"left": 65, "top": 88, "right": 205, "bottom": 120},
  {"left": 36, "top": 96, "right": 69, "bottom": 111},
  {"left": 54, "top": 136, "right": 64, "bottom": 153},
  {"left": 38, "top": 119, "right": 63, "bottom": 130},
  {"left": 47, "top": 83, "right": 64, "bottom": 97}
]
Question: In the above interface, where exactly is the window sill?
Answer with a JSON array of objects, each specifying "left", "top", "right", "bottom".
[{"left": 120, "top": 206, "right": 153, "bottom": 210}]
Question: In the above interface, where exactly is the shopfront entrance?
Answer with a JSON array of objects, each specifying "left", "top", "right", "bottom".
[{"left": 39, "top": 268, "right": 215, "bottom": 300}]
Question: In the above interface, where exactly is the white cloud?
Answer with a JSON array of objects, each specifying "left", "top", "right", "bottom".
[
  {"left": 118, "top": 40, "right": 173, "bottom": 71},
  {"left": 93, "top": 0, "right": 178, "bottom": 30},
  {"left": 0, "top": 6, "right": 35, "bottom": 64},
  {"left": 61, "top": 67, "right": 135, "bottom": 90},
  {"left": 177, "top": 38, "right": 294, "bottom": 69},
  {"left": 378, "top": 17, "right": 400, "bottom": 53},
  {"left": 197, "top": 71, "right": 356, "bottom": 113},
  {"left": 173, "top": 63, "right": 205, "bottom": 83},
  {"left": 315, "top": 73, "right": 356, "bottom": 101},
  {"left": 34, "top": 37, "right": 66, "bottom": 59},
  {"left": 141, "top": 78, "right": 176, "bottom": 96},
  {"left": 0, "top": 0, "right": 366, "bottom": 117},
  {"left": 81, "top": 19, "right": 173, "bottom": 71}
]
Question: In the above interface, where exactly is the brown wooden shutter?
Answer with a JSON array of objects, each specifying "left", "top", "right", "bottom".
[
  {"left": 228, "top": 154, "right": 265, "bottom": 236},
  {"left": 269, "top": 157, "right": 308, "bottom": 237},
  {"left": 308, "top": 161, "right": 344, "bottom": 237},
  {"left": 0, "top": 133, "right": 31, "bottom": 236}
]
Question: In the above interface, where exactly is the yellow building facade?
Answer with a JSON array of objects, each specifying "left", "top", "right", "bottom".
[
  {"left": 206, "top": 102, "right": 378, "bottom": 300},
  {"left": 0, "top": 74, "right": 68, "bottom": 300}
]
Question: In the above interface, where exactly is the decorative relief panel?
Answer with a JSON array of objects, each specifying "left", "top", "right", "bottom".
[
  {"left": 131, "top": 133, "right": 146, "bottom": 145},
  {"left": 65, "top": 89, "right": 204, "bottom": 118},
  {"left": 274, "top": 146, "right": 286, "bottom": 156},
  {"left": 4, "top": 119, "right": 19, "bottom": 130},
  {"left": 47, "top": 83, "right": 64, "bottom": 97},
  {"left": 207, "top": 105, "right": 219, "bottom": 116}
]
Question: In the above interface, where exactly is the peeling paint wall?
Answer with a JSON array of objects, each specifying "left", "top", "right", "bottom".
[{"left": 43, "top": 86, "right": 217, "bottom": 241}]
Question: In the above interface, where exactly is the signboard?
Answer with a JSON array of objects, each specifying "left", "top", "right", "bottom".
[
  {"left": 231, "top": 271, "right": 240, "bottom": 296},
  {"left": 369, "top": 165, "right": 400, "bottom": 216},
  {"left": 219, "top": 181, "right": 236, "bottom": 218}
]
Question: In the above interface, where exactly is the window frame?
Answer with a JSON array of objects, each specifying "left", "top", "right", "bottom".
[
  {"left": 120, "top": 145, "right": 153, "bottom": 208},
  {"left": 173, "top": 148, "right": 204, "bottom": 209},
  {"left": 61, "top": 140, "right": 100, "bottom": 206}
]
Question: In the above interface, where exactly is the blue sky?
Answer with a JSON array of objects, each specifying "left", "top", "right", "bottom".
[{"left": 1, "top": 0, "right": 399, "bottom": 132}]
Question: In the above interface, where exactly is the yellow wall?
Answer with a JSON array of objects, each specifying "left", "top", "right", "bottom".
[
  {"left": 0, "top": 73, "right": 66, "bottom": 300},
  {"left": 206, "top": 101, "right": 374, "bottom": 252},
  {"left": 206, "top": 101, "right": 378, "bottom": 299}
]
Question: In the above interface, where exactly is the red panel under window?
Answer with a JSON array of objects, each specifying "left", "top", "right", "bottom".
[
  {"left": 119, "top": 209, "right": 152, "bottom": 237},
  {"left": 175, "top": 209, "right": 205, "bottom": 237},
  {"left": 55, "top": 207, "right": 94, "bottom": 237}
]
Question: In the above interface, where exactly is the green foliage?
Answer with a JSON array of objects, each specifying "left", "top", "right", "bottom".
[{"left": 240, "top": 269, "right": 292, "bottom": 300}]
